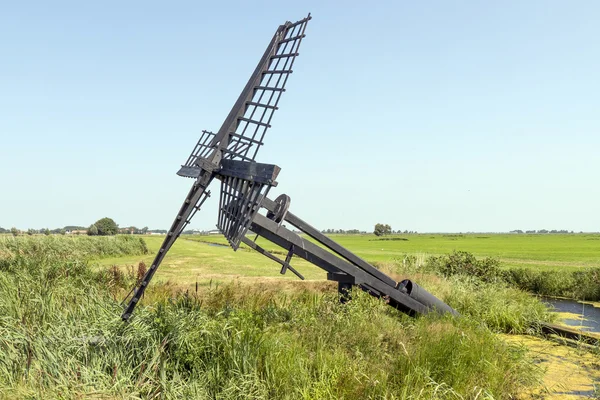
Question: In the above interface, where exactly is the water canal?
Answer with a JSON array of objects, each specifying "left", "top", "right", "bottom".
[{"left": 543, "top": 298, "right": 600, "bottom": 334}]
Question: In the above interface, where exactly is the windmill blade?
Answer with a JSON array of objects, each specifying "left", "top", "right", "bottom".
[
  {"left": 181, "top": 130, "right": 217, "bottom": 170},
  {"left": 179, "top": 14, "right": 311, "bottom": 172},
  {"left": 223, "top": 15, "right": 311, "bottom": 162}
]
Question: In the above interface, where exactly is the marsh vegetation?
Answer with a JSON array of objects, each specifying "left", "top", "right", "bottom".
[{"left": 0, "top": 234, "right": 562, "bottom": 399}]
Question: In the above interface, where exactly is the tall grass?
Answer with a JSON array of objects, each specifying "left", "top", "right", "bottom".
[
  {"left": 379, "top": 263, "right": 554, "bottom": 335},
  {"left": 0, "top": 236, "right": 544, "bottom": 398},
  {"left": 410, "top": 250, "right": 600, "bottom": 301},
  {"left": 504, "top": 267, "right": 600, "bottom": 301},
  {"left": 0, "top": 235, "right": 148, "bottom": 266}
]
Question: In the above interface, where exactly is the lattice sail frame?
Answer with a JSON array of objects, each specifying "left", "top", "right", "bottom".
[
  {"left": 217, "top": 177, "right": 272, "bottom": 249},
  {"left": 223, "top": 18, "right": 309, "bottom": 162},
  {"left": 183, "top": 130, "right": 217, "bottom": 168},
  {"left": 180, "top": 16, "right": 310, "bottom": 171}
]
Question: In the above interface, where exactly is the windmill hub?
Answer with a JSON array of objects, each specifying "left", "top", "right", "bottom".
[
  {"left": 267, "top": 194, "right": 291, "bottom": 223},
  {"left": 121, "top": 14, "right": 458, "bottom": 321}
]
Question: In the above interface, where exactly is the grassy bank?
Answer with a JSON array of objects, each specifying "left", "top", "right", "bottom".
[
  {"left": 0, "top": 235, "right": 148, "bottom": 262},
  {"left": 138, "top": 234, "right": 600, "bottom": 301},
  {"left": 419, "top": 251, "right": 600, "bottom": 301},
  {"left": 187, "top": 233, "right": 600, "bottom": 272},
  {"left": 0, "top": 236, "right": 550, "bottom": 398}
]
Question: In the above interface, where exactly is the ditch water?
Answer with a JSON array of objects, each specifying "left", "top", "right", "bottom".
[
  {"left": 543, "top": 298, "right": 600, "bottom": 333},
  {"left": 207, "top": 242, "right": 228, "bottom": 248}
]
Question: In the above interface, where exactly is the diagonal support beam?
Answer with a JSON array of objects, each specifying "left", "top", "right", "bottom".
[
  {"left": 261, "top": 197, "right": 397, "bottom": 287},
  {"left": 121, "top": 169, "right": 215, "bottom": 321},
  {"left": 249, "top": 213, "right": 431, "bottom": 315},
  {"left": 240, "top": 236, "right": 304, "bottom": 280}
]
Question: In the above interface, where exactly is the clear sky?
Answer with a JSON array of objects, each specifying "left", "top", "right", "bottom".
[{"left": 1, "top": 1, "right": 599, "bottom": 233}]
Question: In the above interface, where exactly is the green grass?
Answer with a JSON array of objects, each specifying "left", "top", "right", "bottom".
[
  {"left": 96, "top": 236, "right": 327, "bottom": 287},
  {"left": 104, "top": 233, "right": 598, "bottom": 290},
  {"left": 3, "top": 234, "right": 596, "bottom": 397},
  {"left": 186, "top": 233, "right": 600, "bottom": 272},
  {"left": 88, "top": 233, "right": 600, "bottom": 304},
  {"left": 0, "top": 234, "right": 148, "bottom": 262},
  {"left": 0, "top": 236, "right": 548, "bottom": 398}
]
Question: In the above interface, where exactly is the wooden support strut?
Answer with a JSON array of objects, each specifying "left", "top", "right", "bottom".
[
  {"left": 281, "top": 244, "right": 294, "bottom": 275},
  {"left": 121, "top": 168, "right": 215, "bottom": 321},
  {"left": 261, "top": 197, "right": 397, "bottom": 288},
  {"left": 240, "top": 237, "right": 304, "bottom": 280},
  {"left": 248, "top": 212, "right": 431, "bottom": 315}
]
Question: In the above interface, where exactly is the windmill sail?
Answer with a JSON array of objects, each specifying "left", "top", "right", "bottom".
[
  {"left": 122, "top": 13, "right": 457, "bottom": 323},
  {"left": 222, "top": 16, "right": 310, "bottom": 162},
  {"left": 123, "top": 15, "right": 311, "bottom": 320},
  {"left": 178, "top": 14, "right": 311, "bottom": 177}
]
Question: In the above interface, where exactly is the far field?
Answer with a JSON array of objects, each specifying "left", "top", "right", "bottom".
[{"left": 97, "top": 233, "right": 600, "bottom": 287}]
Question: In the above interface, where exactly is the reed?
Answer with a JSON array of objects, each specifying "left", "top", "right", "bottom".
[{"left": 0, "top": 237, "right": 544, "bottom": 399}]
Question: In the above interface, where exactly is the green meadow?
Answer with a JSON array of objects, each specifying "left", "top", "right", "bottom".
[
  {"left": 325, "top": 233, "right": 600, "bottom": 271},
  {"left": 0, "top": 234, "right": 554, "bottom": 398},
  {"left": 97, "top": 233, "right": 600, "bottom": 290}
]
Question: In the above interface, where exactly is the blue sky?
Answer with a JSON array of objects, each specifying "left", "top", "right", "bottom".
[{"left": 1, "top": 1, "right": 599, "bottom": 232}]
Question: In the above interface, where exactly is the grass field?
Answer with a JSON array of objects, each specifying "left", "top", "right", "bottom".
[
  {"left": 323, "top": 233, "right": 600, "bottom": 271},
  {"left": 2, "top": 234, "right": 599, "bottom": 398},
  {"left": 1, "top": 234, "right": 560, "bottom": 398},
  {"left": 97, "top": 235, "right": 326, "bottom": 286},
  {"left": 96, "top": 233, "right": 600, "bottom": 291}
]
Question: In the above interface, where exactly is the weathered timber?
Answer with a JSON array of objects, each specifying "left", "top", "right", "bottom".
[{"left": 121, "top": 13, "right": 458, "bottom": 321}]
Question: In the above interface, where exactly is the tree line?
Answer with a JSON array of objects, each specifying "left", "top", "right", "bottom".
[
  {"left": 510, "top": 229, "right": 578, "bottom": 234},
  {"left": 1, "top": 218, "right": 165, "bottom": 236},
  {"left": 317, "top": 224, "right": 418, "bottom": 236}
]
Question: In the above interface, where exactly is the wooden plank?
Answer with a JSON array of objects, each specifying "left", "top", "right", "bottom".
[
  {"left": 218, "top": 159, "right": 280, "bottom": 185},
  {"left": 539, "top": 322, "right": 600, "bottom": 345},
  {"left": 261, "top": 197, "right": 397, "bottom": 287}
]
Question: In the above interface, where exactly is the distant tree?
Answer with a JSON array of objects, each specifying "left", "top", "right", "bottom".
[
  {"left": 10, "top": 227, "right": 19, "bottom": 237},
  {"left": 141, "top": 226, "right": 148, "bottom": 234},
  {"left": 93, "top": 218, "right": 118, "bottom": 236},
  {"left": 41, "top": 228, "right": 50, "bottom": 236},
  {"left": 59, "top": 229, "right": 66, "bottom": 235},
  {"left": 0, "top": 227, "right": 6, "bottom": 234},
  {"left": 374, "top": 223, "right": 392, "bottom": 236},
  {"left": 64, "top": 226, "right": 86, "bottom": 232},
  {"left": 87, "top": 224, "right": 99, "bottom": 236},
  {"left": 27, "top": 229, "right": 35, "bottom": 236}
]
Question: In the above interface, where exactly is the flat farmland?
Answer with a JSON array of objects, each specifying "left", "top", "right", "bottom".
[
  {"left": 186, "top": 233, "right": 600, "bottom": 271},
  {"left": 97, "top": 233, "right": 600, "bottom": 288}
]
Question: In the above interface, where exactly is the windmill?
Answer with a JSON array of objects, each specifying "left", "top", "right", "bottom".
[{"left": 121, "top": 14, "right": 457, "bottom": 321}]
